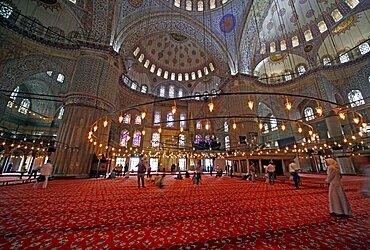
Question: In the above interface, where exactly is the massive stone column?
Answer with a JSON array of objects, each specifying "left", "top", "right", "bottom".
[
  {"left": 325, "top": 110, "right": 344, "bottom": 139},
  {"left": 53, "top": 49, "right": 120, "bottom": 177}
]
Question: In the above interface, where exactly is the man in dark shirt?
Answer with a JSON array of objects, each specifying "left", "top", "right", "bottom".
[{"left": 137, "top": 160, "right": 146, "bottom": 188}]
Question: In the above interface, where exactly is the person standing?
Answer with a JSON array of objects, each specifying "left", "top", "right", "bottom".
[
  {"left": 267, "top": 161, "right": 275, "bottom": 185},
  {"left": 34, "top": 160, "right": 53, "bottom": 189},
  {"left": 289, "top": 160, "right": 300, "bottom": 189},
  {"left": 325, "top": 158, "right": 352, "bottom": 217},
  {"left": 147, "top": 165, "right": 151, "bottom": 179},
  {"left": 250, "top": 162, "right": 256, "bottom": 182},
  {"left": 137, "top": 160, "right": 146, "bottom": 188},
  {"left": 28, "top": 164, "right": 40, "bottom": 180},
  {"left": 123, "top": 163, "right": 129, "bottom": 175}
]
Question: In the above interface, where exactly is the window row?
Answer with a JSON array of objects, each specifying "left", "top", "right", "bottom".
[
  {"left": 260, "top": 4, "right": 359, "bottom": 54},
  {"left": 133, "top": 47, "right": 215, "bottom": 81},
  {"left": 119, "top": 114, "right": 144, "bottom": 125},
  {"left": 122, "top": 74, "right": 148, "bottom": 94},
  {"left": 173, "top": 0, "right": 229, "bottom": 11},
  {"left": 158, "top": 85, "right": 184, "bottom": 98},
  {"left": 321, "top": 42, "right": 370, "bottom": 66},
  {"left": 154, "top": 112, "right": 187, "bottom": 128},
  {"left": 150, "top": 132, "right": 186, "bottom": 147}
]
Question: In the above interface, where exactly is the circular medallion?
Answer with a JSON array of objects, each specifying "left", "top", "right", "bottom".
[
  {"left": 220, "top": 14, "right": 236, "bottom": 33},
  {"left": 129, "top": 0, "right": 143, "bottom": 8}
]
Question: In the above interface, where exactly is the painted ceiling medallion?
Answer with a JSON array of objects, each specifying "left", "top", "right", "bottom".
[
  {"left": 129, "top": 0, "right": 143, "bottom": 8},
  {"left": 220, "top": 14, "right": 236, "bottom": 33},
  {"left": 332, "top": 16, "right": 356, "bottom": 34}
]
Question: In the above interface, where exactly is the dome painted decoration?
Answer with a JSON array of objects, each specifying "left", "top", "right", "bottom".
[
  {"left": 129, "top": 0, "right": 143, "bottom": 8},
  {"left": 332, "top": 15, "right": 356, "bottom": 34},
  {"left": 269, "top": 54, "right": 287, "bottom": 62},
  {"left": 220, "top": 14, "right": 236, "bottom": 33}
]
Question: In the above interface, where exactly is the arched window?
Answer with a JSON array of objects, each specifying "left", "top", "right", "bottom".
[
  {"left": 141, "top": 85, "right": 148, "bottom": 93},
  {"left": 348, "top": 90, "right": 365, "bottom": 107},
  {"left": 304, "top": 30, "right": 313, "bottom": 41},
  {"left": 197, "top": 1, "right": 203, "bottom": 11},
  {"left": 69, "top": 0, "right": 76, "bottom": 3},
  {"left": 174, "top": 0, "right": 180, "bottom": 8},
  {"left": 297, "top": 65, "right": 306, "bottom": 75},
  {"left": 195, "top": 134, "right": 202, "bottom": 143},
  {"left": 131, "top": 81, "right": 138, "bottom": 90},
  {"left": 339, "top": 52, "right": 350, "bottom": 63},
  {"left": 196, "top": 120, "right": 202, "bottom": 130},
  {"left": 120, "top": 130, "right": 130, "bottom": 147},
  {"left": 322, "top": 57, "right": 331, "bottom": 66},
  {"left": 123, "top": 114, "right": 131, "bottom": 124},
  {"left": 163, "top": 71, "right": 169, "bottom": 79},
  {"left": 169, "top": 85, "right": 175, "bottom": 98},
  {"left": 191, "top": 72, "right": 196, "bottom": 80},
  {"left": 159, "top": 85, "right": 165, "bottom": 97},
  {"left": 46, "top": 71, "right": 53, "bottom": 76},
  {"left": 179, "top": 134, "right": 186, "bottom": 147},
  {"left": 209, "top": 63, "right": 215, "bottom": 72},
  {"left": 304, "top": 107, "right": 315, "bottom": 121},
  {"left": 0, "top": 2, "right": 13, "bottom": 18},
  {"left": 58, "top": 106, "right": 64, "bottom": 119},
  {"left": 331, "top": 9, "right": 343, "bottom": 22},
  {"left": 134, "top": 115, "right": 142, "bottom": 125},
  {"left": 178, "top": 73, "right": 183, "bottom": 81},
  {"left": 280, "top": 40, "right": 287, "bottom": 51},
  {"left": 263, "top": 123, "right": 269, "bottom": 133},
  {"left": 318, "top": 21, "right": 327, "bottom": 33},
  {"left": 150, "top": 64, "right": 156, "bottom": 73},
  {"left": 210, "top": 0, "right": 216, "bottom": 9},
  {"left": 18, "top": 99, "right": 30, "bottom": 114},
  {"left": 345, "top": 0, "right": 359, "bottom": 9},
  {"left": 359, "top": 42, "right": 370, "bottom": 55},
  {"left": 57, "top": 74, "right": 65, "bottom": 83},
  {"left": 7, "top": 86, "right": 19, "bottom": 108},
  {"left": 151, "top": 132, "right": 160, "bottom": 148},
  {"left": 184, "top": 73, "right": 189, "bottom": 81},
  {"left": 171, "top": 73, "right": 176, "bottom": 81},
  {"left": 132, "top": 130, "right": 142, "bottom": 147},
  {"left": 292, "top": 36, "right": 299, "bottom": 47},
  {"left": 180, "top": 113, "right": 186, "bottom": 128},
  {"left": 144, "top": 59, "right": 150, "bottom": 68},
  {"left": 225, "top": 136, "right": 230, "bottom": 150},
  {"left": 186, "top": 0, "right": 192, "bottom": 11},
  {"left": 138, "top": 54, "right": 144, "bottom": 62},
  {"left": 157, "top": 68, "right": 162, "bottom": 76},
  {"left": 284, "top": 71, "right": 292, "bottom": 81},
  {"left": 195, "top": 92, "right": 201, "bottom": 100},
  {"left": 166, "top": 112, "right": 174, "bottom": 127},
  {"left": 197, "top": 69, "right": 202, "bottom": 78},
  {"left": 178, "top": 88, "right": 183, "bottom": 97},
  {"left": 224, "top": 121, "right": 229, "bottom": 132},
  {"left": 270, "top": 42, "right": 276, "bottom": 53},
  {"left": 133, "top": 47, "right": 140, "bottom": 57},
  {"left": 204, "top": 67, "right": 209, "bottom": 75},
  {"left": 260, "top": 43, "right": 266, "bottom": 54},
  {"left": 154, "top": 111, "right": 161, "bottom": 126},
  {"left": 270, "top": 115, "right": 278, "bottom": 131}
]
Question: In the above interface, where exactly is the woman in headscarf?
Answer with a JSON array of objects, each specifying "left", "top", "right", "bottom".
[{"left": 325, "top": 158, "right": 352, "bottom": 217}]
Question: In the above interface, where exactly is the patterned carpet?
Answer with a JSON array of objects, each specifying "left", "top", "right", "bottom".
[{"left": 0, "top": 174, "right": 368, "bottom": 249}]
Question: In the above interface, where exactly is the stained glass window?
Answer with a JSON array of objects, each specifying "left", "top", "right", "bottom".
[
  {"left": 7, "top": 86, "right": 19, "bottom": 108},
  {"left": 152, "top": 132, "right": 160, "bottom": 148},
  {"left": 134, "top": 115, "right": 142, "bottom": 125},
  {"left": 304, "top": 107, "right": 315, "bottom": 121},
  {"left": 197, "top": 1, "right": 203, "bottom": 11},
  {"left": 57, "top": 74, "right": 65, "bottom": 83},
  {"left": 166, "top": 113, "right": 174, "bottom": 127},
  {"left": 225, "top": 136, "right": 230, "bottom": 150},
  {"left": 195, "top": 134, "right": 202, "bottom": 143},
  {"left": 270, "top": 115, "right": 278, "bottom": 131},
  {"left": 331, "top": 9, "right": 343, "bottom": 22},
  {"left": 359, "top": 43, "right": 370, "bottom": 55},
  {"left": 133, "top": 130, "right": 142, "bottom": 147},
  {"left": 169, "top": 85, "right": 175, "bottom": 98},
  {"left": 224, "top": 121, "right": 229, "bottom": 132},
  {"left": 304, "top": 30, "right": 313, "bottom": 41},
  {"left": 318, "top": 21, "right": 327, "bottom": 33},
  {"left": 339, "top": 53, "right": 350, "bottom": 63},
  {"left": 210, "top": 0, "right": 216, "bottom": 9},
  {"left": 180, "top": 113, "right": 186, "bottom": 128},
  {"left": 323, "top": 57, "right": 331, "bottom": 66},
  {"left": 141, "top": 85, "right": 148, "bottom": 93},
  {"left": 0, "top": 2, "right": 13, "bottom": 18},
  {"left": 195, "top": 92, "right": 201, "bottom": 100},
  {"left": 292, "top": 36, "right": 299, "bottom": 47},
  {"left": 345, "top": 0, "right": 359, "bottom": 9},
  {"left": 205, "top": 135, "right": 211, "bottom": 144},
  {"left": 120, "top": 130, "right": 130, "bottom": 147},
  {"left": 178, "top": 88, "right": 183, "bottom": 98},
  {"left": 348, "top": 90, "right": 365, "bottom": 107},
  {"left": 270, "top": 42, "right": 276, "bottom": 53},
  {"left": 186, "top": 0, "right": 192, "bottom": 10},
  {"left": 297, "top": 65, "right": 306, "bottom": 75},
  {"left": 131, "top": 81, "right": 138, "bottom": 90},
  {"left": 154, "top": 111, "right": 161, "bottom": 126},
  {"left": 46, "top": 71, "right": 53, "bottom": 76},
  {"left": 18, "top": 99, "right": 30, "bottom": 114},
  {"left": 280, "top": 40, "right": 286, "bottom": 51},
  {"left": 123, "top": 114, "right": 131, "bottom": 124},
  {"left": 196, "top": 120, "right": 202, "bottom": 130},
  {"left": 58, "top": 106, "right": 64, "bottom": 119},
  {"left": 284, "top": 71, "right": 292, "bottom": 81},
  {"left": 260, "top": 43, "right": 266, "bottom": 54},
  {"left": 159, "top": 86, "right": 165, "bottom": 97},
  {"left": 174, "top": 0, "right": 180, "bottom": 8},
  {"left": 179, "top": 134, "right": 185, "bottom": 147}
]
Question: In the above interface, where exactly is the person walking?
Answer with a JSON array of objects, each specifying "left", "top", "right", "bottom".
[
  {"left": 137, "top": 160, "right": 146, "bottom": 188},
  {"left": 34, "top": 160, "right": 53, "bottom": 189},
  {"left": 250, "top": 162, "right": 256, "bottom": 182},
  {"left": 267, "top": 161, "right": 275, "bottom": 185},
  {"left": 28, "top": 164, "right": 40, "bottom": 180},
  {"left": 289, "top": 160, "right": 300, "bottom": 189},
  {"left": 325, "top": 158, "right": 352, "bottom": 217}
]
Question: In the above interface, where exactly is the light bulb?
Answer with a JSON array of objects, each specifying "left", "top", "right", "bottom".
[
  {"left": 316, "top": 106, "right": 323, "bottom": 116},
  {"left": 309, "top": 130, "right": 313, "bottom": 135},
  {"left": 353, "top": 117, "right": 360, "bottom": 124},
  {"left": 233, "top": 122, "right": 237, "bottom": 130},
  {"left": 285, "top": 100, "right": 292, "bottom": 111},
  {"left": 208, "top": 101, "right": 214, "bottom": 112},
  {"left": 362, "top": 122, "right": 367, "bottom": 128},
  {"left": 103, "top": 120, "right": 108, "bottom": 127},
  {"left": 93, "top": 125, "right": 98, "bottom": 132},
  {"left": 339, "top": 113, "right": 345, "bottom": 120},
  {"left": 141, "top": 112, "right": 146, "bottom": 119},
  {"left": 343, "top": 138, "right": 347, "bottom": 143},
  {"left": 359, "top": 131, "right": 363, "bottom": 137},
  {"left": 247, "top": 100, "right": 254, "bottom": 110},
  {"left": 298, "top": 127, "right": 303, "bottom": 133},
  {"left": 180, "top": 127, "right": 184, "bottom": 132},
  {"left": 205, "top": 123, "right": 210, "bottom": 130},
  {"left": 281, "top": 124, "right": 286, "bottom": 131},
  {"left": 142, "top": 130, "right": 146, "bottom": 136},
  {"left": 172, "top": 105, "right": 176, "bottom": 114},
  {"left": 158, "top": 127, "right": 162, "bottom": 133},
  {"left": 259, "top": 123, "right": 263, "bottom": 130},
  {"left": 119, "top": 115, "right": 124, "bottom": 123},
  {"left": 351, "top": 135, "right": 356, "bottom": 140}
]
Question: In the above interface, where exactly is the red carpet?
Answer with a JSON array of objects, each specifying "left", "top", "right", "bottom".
[{"left": 0, "top": 175, "right": 368, "bottom": 249}]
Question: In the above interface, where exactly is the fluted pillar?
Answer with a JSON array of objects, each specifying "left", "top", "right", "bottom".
[{"left": 53, "top": 49, "right": 120, "bottom": 177}]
